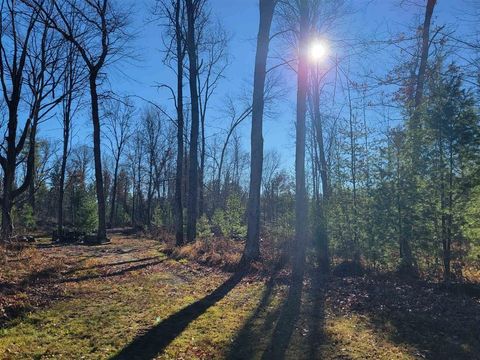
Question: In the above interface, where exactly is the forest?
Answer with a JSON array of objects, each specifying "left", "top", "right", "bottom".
[{"left": 0, "top": 0, "right": 479, "bottom": 359}]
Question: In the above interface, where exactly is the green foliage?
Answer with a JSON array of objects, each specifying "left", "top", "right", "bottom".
[
  {"left": 196, "top": 214, "right": 213, "bottom": 239},
  {"left": 152, "top": 206, "right": 164, "bottom": 228},
  {"left": 77, "top": 193, "right": 98, "bottom": 233},
  {"left": 212, "top": 193, "right": 246, "bottom": 239},
  {"left": 15, "top": 204, "right": 36, "bottom": 231},
  {"left": 462, "top": 185, "right": 480, "bottom": 262}
]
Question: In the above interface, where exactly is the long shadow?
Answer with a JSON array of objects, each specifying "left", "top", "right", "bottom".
[
  {"left": 332, "top": 275, "right": 480, "bottom": 360},
  {"left": 111, "top": 269, "right": 245, "bottom": 360},
  {"left": 59, "top": 259, "right": 165, "bottom": 283},
  {"left": 61, "top": 256, "right": 160, "bottom": 275},
  {"left": 307, "top": 268, "right": 326, "bottom": 359},
  {"left": 228, "top": 256, "right": 328, "bottom": 360},
  {"left": 227, "top": 263, "right": 287, "bottom": 359},
  {"left": 261, "top": 269, "right": 304, "bottom": 360}
]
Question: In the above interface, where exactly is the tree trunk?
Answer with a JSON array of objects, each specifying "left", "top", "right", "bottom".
[
  {"left": 242, "top": 0, "right": 276, "bottom": 265},
  {"left": 199, "top": 118, "right": 205, "bottom": 216},
  {"left": 312, "top": 65, "right": 329, "bottom": 273},
  {"left": 414, "top": 0, "right": 436, "bottom": 109},
  {"left": 58, "top": 122, "right": 69, "bottom": 234},
  {"left": 185, "top": 0, "right": 200, "bottom": 243},
  {"left": 174, "top": 0, "right": 185, "bottom": 246},
  {"left": 109, "top": 156, "right": 120, "bottom": 228},
  {"left": 1, "top": 109, "right": 17, "bottom": 241},
  {"left": 294, "top": 0, "right": 309, "bottom": 279},
  {"left": 89, "top": 74, "right": 107, "bottom": 242}
]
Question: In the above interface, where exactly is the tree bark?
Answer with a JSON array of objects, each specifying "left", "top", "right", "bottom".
[
  {"left": 185, "top": 0, "right": 200, "bottom": 243},
  {"left": 58, "top": 117, "right": 69, "bottom": 234},
  {"left": 174, "top": 0, "right": 185, "bottom": 246},
  {"left": 414, "top": 0, "right": 436, "bottom": 109},
  {"left": 293, "top": 0, "right": 309, "bottom": 279},
  {"left": 242, "top": 0, "right": 276, "bottom": 265},
  {"left": 312, "top": 66, "right": 329, "bottom": 273},
  {"left": 89, "top": 74, "right": 107, "bottom": 241},
  {"left": 109, "top": 156, "right": 120, "bottom": 227}
]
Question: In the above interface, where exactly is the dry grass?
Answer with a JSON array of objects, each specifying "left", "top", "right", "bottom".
[{"left": 167, "top": 238, "right": 243, "bottom": 271}]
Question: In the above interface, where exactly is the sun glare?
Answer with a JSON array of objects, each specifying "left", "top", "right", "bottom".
[{"left": 308, "top": 40, "right": 328, "bottom": 62}]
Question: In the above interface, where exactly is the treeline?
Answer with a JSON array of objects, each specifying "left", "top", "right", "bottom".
[{"left": 1, "top": 0, "right": 479, "bottom": 281}]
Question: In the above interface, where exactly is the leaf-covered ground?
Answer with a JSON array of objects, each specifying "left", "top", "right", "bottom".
[{"left": 0, "top": 236, "right": 479, "bottom": 359}]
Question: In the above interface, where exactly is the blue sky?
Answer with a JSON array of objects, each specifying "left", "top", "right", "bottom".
[{"left": 39, "top": 0, "right": 478, "bottom": 169}]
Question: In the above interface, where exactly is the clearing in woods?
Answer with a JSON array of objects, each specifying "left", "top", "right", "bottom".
[{"left": 0, "top": 235, "right": 479, "bottom": 359}]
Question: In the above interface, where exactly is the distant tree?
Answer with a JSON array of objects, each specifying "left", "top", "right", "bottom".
[
  {"left": 0, "top": 1, "right": 62, "bottom": 240},
  {"left": 33, "top": 0, "right": 132, "bottom": 242},
  {"left": 58, "top": 43, "right": 85, "bottom": 235},
  {"left": 155, "top": 0, "right": 186, "bottom": 245},
  {"left": 103, "top": 98, "right": 133, "bottom": 228}
]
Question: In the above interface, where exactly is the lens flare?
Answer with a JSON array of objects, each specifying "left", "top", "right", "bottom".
[{"left": 308, "top": 40, "right": 328, "bottom": 62}]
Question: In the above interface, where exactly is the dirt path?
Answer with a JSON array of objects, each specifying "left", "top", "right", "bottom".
[{"left": 1, "top": 236, "right": 479, "bottom": 359}]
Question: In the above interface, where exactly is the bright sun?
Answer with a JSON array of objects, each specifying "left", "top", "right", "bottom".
[{"left": 308, "top": 40, "right": 328, "bottom": 62}]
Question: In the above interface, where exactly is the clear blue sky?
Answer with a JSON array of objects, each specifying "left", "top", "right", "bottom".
[{"left": 40, "top": 0, "right": 478, "bottom": 169}]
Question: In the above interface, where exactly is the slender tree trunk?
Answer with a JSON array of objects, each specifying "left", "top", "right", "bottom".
[
  {"left": 312, "top": 66, "right": 329, "bottom": 273},
  {"left": 89, "top": 74, "right": 107, "bottom": 242},
  {"left": 109, "top": 156, "right": 120, "bottom": 228},
  {"left": 347, "top": 85, "right": 359, "bottom": 262},
  {"left": 294, "top": 0, "right": 309, "bottom": 279},
  {"left": 199, "top": 119, "right": 205, "bottom": 216},
  {"left": 58, "top": 123, "right": 68, "bottom": 234},
  {"left": 414, "top": 0, "right": 436, "bottom": 109},
  {"left": 1, "top": 109, "right": 17, "bottom": 241},
  {"left": 29, "top": 171, "right": 36, "bottom": 214},
  {"left": 185, "top": 0, "right": 200, "bottom": 243},
  {"left": 174, "top": 0, "right": 185, "bottom": 246}
]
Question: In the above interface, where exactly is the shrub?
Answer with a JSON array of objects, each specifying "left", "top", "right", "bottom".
[
  {"left": 15, "top": 204, "right": 36, "bottom": 231},
  {"left": 197, "top": 214, "right": 213, "bottom": 239},
  {"left": 77, "top": 194, "right": 98, "bottom": 233},
  {"left": 211, "top": 193, "right": 246, "bottom": 239}
]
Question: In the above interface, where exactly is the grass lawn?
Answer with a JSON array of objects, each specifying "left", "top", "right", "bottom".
[{"left": 0, "top": 236, "right": 479, "bottom": 359}]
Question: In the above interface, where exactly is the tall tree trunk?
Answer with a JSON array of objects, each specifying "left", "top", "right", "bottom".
[
  {"left": 174, "top": 0, "right": 185, "bottom": 246},
  {"left": 1, "top": 109, "right": 18, "bottom": 241},
  {"left": 109, "top": 156, "right": 120, "bottom": 228},
  {"left": 58, "top": 118, "right": 69, "bottom": 234},
  {"left": 199, "top": 118, "right": 205, "bottom": 216},
  {"left": 294, "top": 0, "right": 309, "bottom": 279},
  {"left": 414, "top": 0, "right": 436, "bottom": 110},
  {"left": 89, "top": 74, "right": 107, "bottom": 242},
  {"left": 242, "top": 0, "right": 276, "bottom": 265},
  {"left": 185, "top": 0, "right": 200, "bottom": 243},
  {"left": 312, "top": 65, "right": 329, "bottom": 273}
]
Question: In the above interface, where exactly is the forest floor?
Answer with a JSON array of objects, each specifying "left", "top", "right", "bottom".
[{"left": 0, "top": 235, "right": 479, "bottom": 360}]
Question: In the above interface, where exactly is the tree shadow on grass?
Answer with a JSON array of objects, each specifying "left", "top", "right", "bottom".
[
  {"left": 110, "top": 269, "right": 246, "bottom": 360},
  {"left": 227, "top": 264, "right": 287, "bottom": 359},
  {"left": 330, "top": 276, "right": 480, "bottom": 360},
  {"left": 306, "top": 270, "right": 326, "bottom": 359},
  {"left": 58, "top": 259, "right": 166, "bottom": 283},
  {"left": 260, "top": 273, "right": 304, "bottom": 360},
  {"left": 228, "top": 261, "right": 326, "bottom": 360},
  {"left": 61, "top": 256, "right": 161, "bottom": 275}
]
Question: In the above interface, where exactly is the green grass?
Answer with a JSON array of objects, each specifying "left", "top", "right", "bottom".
[{"left": 1, "top": 237, "right": 478, "bottom": 359}]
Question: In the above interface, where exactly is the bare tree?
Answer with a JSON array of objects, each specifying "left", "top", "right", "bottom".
[
  {"left": 32, "top": 0, "right": 132, "bottom": 242},
  {"left": 197, "top": 20, "right": 229, "bottom": 216},
  {"left": 103, "top": 98, "right": 132, "bottom": 227},
  {"left": 0, "top": 1, "right": 62, "bottom": 240},
  {"left": 57, "top": 43, "right": 85, "bottom": 235},
  {"left": 185, "top": 0, "right": 202, "bottom": 243},
  {"left": 154, "top": 0, "right": 186, "bottom": 245}
]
